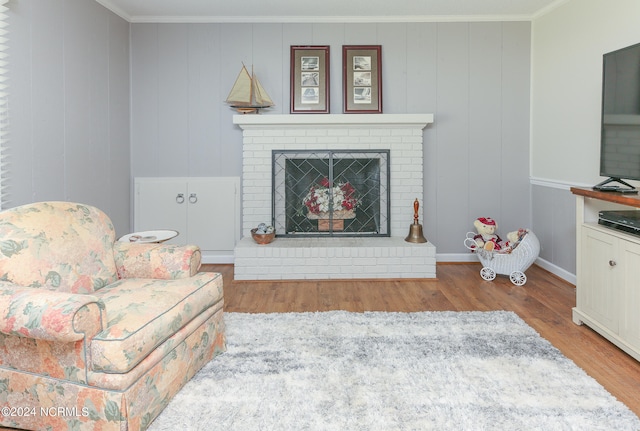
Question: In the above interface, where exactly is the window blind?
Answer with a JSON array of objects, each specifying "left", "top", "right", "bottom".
[{"left": 0, "top": 0, "right": 9, "bottom": 210}]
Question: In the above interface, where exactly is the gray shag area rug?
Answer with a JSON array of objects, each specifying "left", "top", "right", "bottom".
[{"left": 148, "top": 311, "right": 640, "bottom": 430}]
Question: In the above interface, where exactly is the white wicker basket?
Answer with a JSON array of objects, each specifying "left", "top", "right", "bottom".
[{"left": 464, "top": 230, "right": 540, "bottom": 285}]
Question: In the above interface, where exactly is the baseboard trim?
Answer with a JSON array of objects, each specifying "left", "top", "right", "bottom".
[
  {"left": 202, "top": 253, "right": 235, "bottom": 264},
  {"left": 436, "top": 253, "right": 478, "bottom": 263},
  {"left": 534, "top": 256, "right": 576, "bottom": 285},
  {"left": 436, "top": 253, "right": 576, "bottom": 285},
  {"left": 211, "top": 252, "right": 577, "bottom": 285}
]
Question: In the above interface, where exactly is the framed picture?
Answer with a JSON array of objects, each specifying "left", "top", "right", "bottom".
[
  {"left": 290, "top": 46, "right": 330, "bottom": 113},
  {"left": 342, "top": 45, "right": 382, "bottom": 113}
]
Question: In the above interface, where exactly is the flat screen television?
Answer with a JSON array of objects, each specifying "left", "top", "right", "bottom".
[{"left": 595, "top": 41, "right": 640, "bottom": 193}]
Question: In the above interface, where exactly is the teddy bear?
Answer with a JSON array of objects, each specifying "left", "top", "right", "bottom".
[
  {"left": 472, "top": 218, "right": 529, "bottom": 253},
  {"left": 473, "top": 217, "right": 503, "bottom": 251},
  {"left": 502, "top": 228, "right": 528, "bottom": 253}
]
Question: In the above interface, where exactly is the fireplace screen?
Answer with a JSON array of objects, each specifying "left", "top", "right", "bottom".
[{"left": 273, "top": 150, "right": 390, "bottom": 237}]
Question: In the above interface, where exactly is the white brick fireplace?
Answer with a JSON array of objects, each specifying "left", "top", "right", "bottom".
[{"left": 233, "top": 114, "right": 435, "bottom": 280}]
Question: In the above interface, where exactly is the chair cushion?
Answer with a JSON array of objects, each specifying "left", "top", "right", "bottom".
[
  {"left": 0, "top": 202, "right": 118, "bottom": 293},
  {"left": 90, "top": 272, "right": 223, "bottom": 373}
]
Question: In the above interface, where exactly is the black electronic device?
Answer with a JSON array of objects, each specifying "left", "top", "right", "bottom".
[
  {"left": 594, "top": 41, "right": 640, "bottom": 194},
  {"left": 593, "top": 184, "right": 639, "bottom": 194},
  {"left": 598, "top": 210, "right": 640, "bottom": 235}
]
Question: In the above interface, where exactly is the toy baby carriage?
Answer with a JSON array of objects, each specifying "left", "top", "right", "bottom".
[{"left": 464, "top": 229, "right": 540, "bottom": 286}]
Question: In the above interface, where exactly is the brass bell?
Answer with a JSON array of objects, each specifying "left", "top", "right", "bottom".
[{"left": 405, "top": 198, "right": 428, "bottom": 243}]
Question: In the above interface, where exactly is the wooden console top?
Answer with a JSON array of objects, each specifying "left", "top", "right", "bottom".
[{"left": 571, "top": 187, "right": 640, "bottom": 209}]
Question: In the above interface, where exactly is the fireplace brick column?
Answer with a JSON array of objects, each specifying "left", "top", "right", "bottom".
[
  {"left": 235, "top": 114, "right": 433, "bottom": 238},
  {"left": 233, "top": 114, "right": 436, "bottom": 280}
]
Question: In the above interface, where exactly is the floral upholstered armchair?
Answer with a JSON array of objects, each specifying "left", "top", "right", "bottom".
[{"left": 0, "top": 202, "right": 226, "bottom": 431}]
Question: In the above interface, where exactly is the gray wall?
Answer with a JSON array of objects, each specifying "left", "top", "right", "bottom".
[
  {"left": 4, "top": 3, "right": 532, "bottom": 258},
  {"left": 131, "top": 21, "right": 531, "bottom": 255},
  {"left": 532, "top": 183, "right": 577, "bottom": 278},
  {"left": 7, "top": 0, "right": 130, "bottom": 235}
]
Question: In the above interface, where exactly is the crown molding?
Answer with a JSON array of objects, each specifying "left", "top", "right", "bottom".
[
  {"left": 93, "top": 0, "right": 535, "bottom": 25},
  {"left": 126, "top": 14, "right": 534, "bottom": 24},
  {"left": 531, "top": 0, "right": 572, "bottom": 19},
  {"left": 95, "top": 0, "right": 132, "bottom": 21},
  {"left": 95, "top": 0, "right": 568, "bottom": 24}
]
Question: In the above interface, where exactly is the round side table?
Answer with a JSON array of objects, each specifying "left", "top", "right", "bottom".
[{"left": 118, "top": 230, "right": 179, "bottom": 244}]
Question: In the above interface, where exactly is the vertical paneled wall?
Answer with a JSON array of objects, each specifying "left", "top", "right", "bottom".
[
  {"left": 131, "top": 21, "right": 531, "bottom": 255},
  {"left": 7, "top": 0, "right": 130, "bottom": 235},
  {"left": 532, "top": 183, "right": 577, "bottom": 278}
]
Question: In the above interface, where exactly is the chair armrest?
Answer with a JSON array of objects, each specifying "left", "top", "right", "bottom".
[
  {"left": 0, "top": 282, "right": 106, "bottom": 342},
  {"left": 113, "top": 241, "right": 202, "bottom": 279}
]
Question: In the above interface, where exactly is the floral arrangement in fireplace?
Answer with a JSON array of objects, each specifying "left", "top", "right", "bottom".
[{"left": 303, "top": 177, "right": 359, "bottom": 219}]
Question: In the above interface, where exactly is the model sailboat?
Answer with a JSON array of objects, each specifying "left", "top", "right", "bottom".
[{"left": 225, "top": 64, "right": 274, "bottom": 114}]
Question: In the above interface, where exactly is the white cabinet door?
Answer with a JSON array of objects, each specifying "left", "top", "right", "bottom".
[
  {"left": 620, "top": 239, "right": 640, "bottom": 351},
  {"left": 187, "top": 177, "right": 239, "bottom": 252},
  {"left": 579, "top": 226, "right": 619, "bottom": 333},
  {"left": 134, "top": 178, "right": 188, "bottom": 244},
  {"left": 134, "top": 177, "right": 240, "bottom": 252}
]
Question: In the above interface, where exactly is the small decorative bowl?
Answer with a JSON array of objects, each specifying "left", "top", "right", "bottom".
[{"left": 251, "top": 228, "right": 275, "bottom": 245}]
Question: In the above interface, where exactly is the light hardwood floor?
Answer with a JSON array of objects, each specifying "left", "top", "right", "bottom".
[
  {"left": 207, "top": 263, "right": 640, "bottom": 418},
  {"left": 1, "top": 263, "right": 637, "bottom": 431}
]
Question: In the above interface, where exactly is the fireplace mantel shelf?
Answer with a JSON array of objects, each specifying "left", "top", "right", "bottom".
[{"left": 233, "top": 113, "right": 434, "bottom": 129}]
